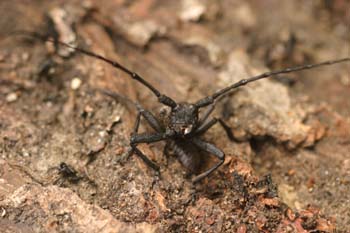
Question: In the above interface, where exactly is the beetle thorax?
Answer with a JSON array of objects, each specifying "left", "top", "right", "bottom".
[{"left": 169, "top": 103, "right": 198, "bottom": 136}]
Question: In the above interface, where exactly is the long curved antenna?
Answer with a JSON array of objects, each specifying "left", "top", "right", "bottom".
[
  {"left": 12, "top": 31, "right": 177, "bottom": 108},
  {"left": 195, "top": 58, "right": 350, "bottom": 108}
]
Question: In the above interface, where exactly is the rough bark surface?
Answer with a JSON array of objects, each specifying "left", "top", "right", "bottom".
[{"left": 0, "top": 0, "right": 349, "bottom": 232}]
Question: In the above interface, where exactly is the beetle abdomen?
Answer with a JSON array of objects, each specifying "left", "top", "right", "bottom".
[{"left": 167, "top": 139, "right": 202, "bottom": 173}]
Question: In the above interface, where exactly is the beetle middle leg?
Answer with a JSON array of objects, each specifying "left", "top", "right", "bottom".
[{"left": 190, "top": 138, "right": 225, "bottom": 183}]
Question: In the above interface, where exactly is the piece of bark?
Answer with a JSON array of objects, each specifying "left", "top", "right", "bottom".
[
  {"left": 0, "top": 184, "right": 158, "bottom": 233},
  {"left": 219, "top": 50, "right": 324, "bottom": 148}
]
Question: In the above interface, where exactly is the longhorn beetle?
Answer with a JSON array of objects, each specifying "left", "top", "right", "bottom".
[{"left": 15, "top": 31, "right": 350, "bottom": 183}]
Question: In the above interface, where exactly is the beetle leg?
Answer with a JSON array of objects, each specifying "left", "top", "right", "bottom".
[
  {"left": 124, "top": 108, "right": 165, "bottom": 172},
  {"left": 190, "top": 138, "right": 225, "bottom": 183},
  {"left": 195, "top": 118, "right": 234, "bottom": 141},
  {"left": 135, "top": 103, "right": 164, "bottom": 132},
  {"left": 198, "top": 104, "right": 215, "bottom": 125}
]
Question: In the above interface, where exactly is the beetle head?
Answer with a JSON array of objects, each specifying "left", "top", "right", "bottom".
[{"left": 169, "top": 103, "right": 198, "bottom": 136}]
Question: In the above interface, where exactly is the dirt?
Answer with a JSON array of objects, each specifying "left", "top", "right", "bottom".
[{"left": 0, "top": 0, "right": 349, "bottom": 232}]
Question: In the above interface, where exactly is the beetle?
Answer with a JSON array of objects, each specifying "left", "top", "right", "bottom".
[{"left": 15, "top": 31, "right": 350, "bottom": 183}]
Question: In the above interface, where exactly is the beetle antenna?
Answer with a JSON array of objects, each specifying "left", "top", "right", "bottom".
[
  {"left": 195, "top": 57, "right": 350, "bottom": 108},
  {"left": 11, "top": 30, "right": 177, "bottom": 108}
]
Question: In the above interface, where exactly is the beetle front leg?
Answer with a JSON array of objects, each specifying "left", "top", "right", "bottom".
[
  {"left": 195, "top": 117, "right": 234, "bottom": 141},
  {"left": 130, "top": 131, "right": 174, "bottom": 172},
  {"left": 122, "top": 110, "right": 163, "bottom": 171},
  {"left": 129, "top": 133, "right": 165, "bottom": 172},
  {"left": 132, "top": 146, "right": 160, "bottom": 172},
  {"left": 198, "top": 104, "right": 215, "bottom": 125}
]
